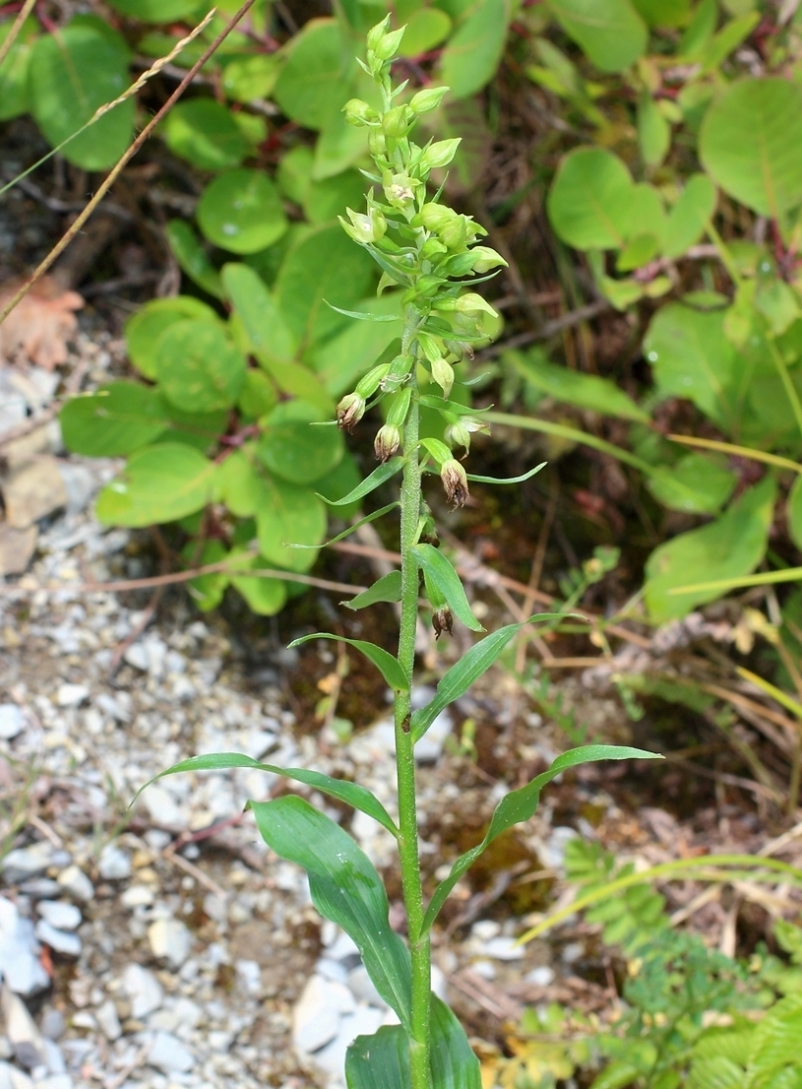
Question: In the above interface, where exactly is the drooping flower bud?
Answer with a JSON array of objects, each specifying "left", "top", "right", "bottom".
[
  {"left": 419, "top": 202, "right": 456, "bottom": 233},
  {"left": 374, "top": 423, "right": 401, "bottom": 462},
  {"left": 431, "top": 357, "right": 454, "bottom": 398},
  {"left": 432, "top": 607, "right": 453, "bottom": 640},
  {"left": 344, "top": 98, "right": 378, "bottom": 126},
  {"left": 444, "top": 416, "right": 489, "bottom": 455},
  {"left": 409, "top": 86, "right": 449, "bottom": 115},
  {"left": 336, "top": 392, "right": 366, "bottom": 432},
  {"left": 368, "top": 129, "right": 388, "bottom": 159},
  {"left": 440, "top": 458, "right": 469, "bottom": 508},
  {"left": 355, "top": 362, "right": 391, "bottom": 398},
  {"left": 469, "top": 245, "right": 508, "bottom": 273}
]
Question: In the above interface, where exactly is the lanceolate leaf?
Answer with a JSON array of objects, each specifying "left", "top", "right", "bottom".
[
  {"left": 344, "top": 570, "right": 403, "bottom": 610},
  {"left": 430, "top": 997, "right": 482, "bottom": 1089},
  {"left": 289, "top": 633, "right": 409, "bottom": 692},
  {"left": 421, "top": 745, "right": 662, "bottom": 933},
  {"left": 324, "top": 301, "right": 400, "bottom": 322},
  {"left": 318, "top": 457, "right": 404, "bottom": 507},
  {"left": 137, "top": 752, "right": 398, "bottom": 836},
  {"left": 466, "top": 463, "right": 547, "bottom": 485},
  {"left": 345, "top": 1026, "right": 409, "bottom": 1089},
  {"left": 411, "top": 617, "right": 564, "bottom": 742},
  {"left": 413, "top": 544, "right": 484, "bottom": 632},
  {"left": 251, "top": 796, "right": 412, "bottom": 1026},
  {"left": 296, "top": 504, "right": 399, "bottom": 550}
]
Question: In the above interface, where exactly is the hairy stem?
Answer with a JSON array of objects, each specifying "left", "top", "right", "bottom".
[{"left": 394, "top": 328, "right": 431, "bottom": 1089}]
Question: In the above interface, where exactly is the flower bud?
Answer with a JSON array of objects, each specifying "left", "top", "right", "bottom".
[
  {"left": 432, "top": 607, "right": 453, "bottom": 640},
  {"left": 366, "top": 16, "right": 390, "bottom": 52},
  {"left": 420, "top": 138, "right": 461, "bottom": 170},
  {"left": 374, "top": 423, "right": 401, "bottom": 462},
  {"left": 441, "top": 458, "right": 469, "bottom": 508},
  {"left": 431, "top": 356, "right": 454, "bottom": 398},
  {"left": 444, "top": 416, "right": 489, "bottom": 455},
  {"left": 420, "top": 237, "right": 448, "bottom": 260},
  {"left": 415, "top": 274, "right": 442, "bottom": 297},
  {"left": 439, "top": 217, "right": 468, "bottom": 251},
  {"left": 386, "top": 386, "right": 412, "bottom": 427},
  {"left": 355, "top": 362, "right": 391, "bottom": 398},
  {"left": 373, "top": 24, "right": 405, "bottom": 60},
  {"left": 382, "top": 105, "right": 412, "bottom": 138},
  {"left": 419, "top": 202, "right": 456, "bottom": 233},
  {"left": 409, "top": 86, "right": 449, "bottom": 115},
  {"left": 344, "top": 98, "right": 378, "bottom": 126},
  {"left": 340, "top": 207, "right": 387, "bottom": 245},
  {"left": 368, "top": 129, "right": 388, "bottom": 159},
  {"left": 450, "top": 292, "right": 499, "bottom": 317},
  {"left": 469, "top": 245, "right": 508, "bottom": 273},
  {"left": 336, "top": 392, "right": 366, "bottom": 432}
]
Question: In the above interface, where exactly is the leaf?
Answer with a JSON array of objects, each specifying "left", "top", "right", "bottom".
[
  {"left": 273, "top": 18, "right": 354, "bottom": 130},
  {"left": 631, "top": 0, "right": 690, "bottom": 26},
  {"left": 547, "top": 148, "right": 634, "bottom": 250},
  {"left": 162, "top": 98, "right": 249, "bottom": 170},
  {"left": 400, "top": 7, "right": 452, "bottom": 54},
  {"left": 548, "top": 0, "right": 648, "bottom": 73},
  {"left": 304, "top": 170, "right": 366, "bottom": 225},
  {"left": 228, "top": 554, "right": 288, "bottom": 616},
  {"left": 0, "top": 276, "right": 83, "bottom": 369},
  {"left": 346, "top": 1026, "right": 409, "bottom": 1089},
  {"left": 256, "top": 401, "right": 344, "bottom": 485},
  {"left": 699, "top": 79, "right": 802, "bottom": 220},
  {"left": 313, "top": 455, "right": 365, "bottom": 520},
  {"left": 429, "top": 997, "right": 482, "bottom": 1089},
  {"left": 637, "top": 91, "right": 670, "bottom": 167},
  {"left": 324, "top": 302, "right": 400, "bottom": 322},
  {"left": 646, "top": 453, "right": 738, "bottom": 515},
  {"left": 308, "top": 297, "right": 402, "bottom": 398},
  {"left": 106, "top": 0, "right": 207, "bottom": 19},
  {"left": 275, "top": 224, "right": 376, "bottom": 352},
  {"left": 411, "top": 616, "right": 564, "bottom": 742},
  {"left": 344, "top": 571, "right": 403, "bottom": 610},
  {"left": 256, "top": 478, "right": 327, "bottom": 572},
  {"left": 166, "top": 220, "right": 225, "bottom": 299},
  {"left": 662, "top": 174, "right": 717, "bottom": 259},
  {"left": 250, "top": 796, "right": 413, "bottom": 1025},
  {"left": 439, "top": 0, "right": 510, "bottom": 99},
  {"left": 198, "top": 169, "right": 288, "bottom": 255},
  {"left": 0, "top": 17, "right": 36, "bottom": 121},
  {"left": 466, "top": 463, "right": 547, "bottom": 485},
  {"left": 644, "top": 474, "right": 777, "bottom": 622},
  {"left": 156, "top": 320, "right": 246, "bottom": 413},
  {"left": 318, "top": 457, "right": 404, "bottom": 507},
  {"left": 787, "top": 475, "right": 802, "bottom": 552},
  {"left": 413, "top": 544, "right": 484, "bottom": 632},
  {"left": 29, "top": 15, "right": 134, "bottom": 170},
  {"left": 289, "top": 633, "right": 409, "bottom": 692},
  {"left": 96, "top": 443, "right": 215, "bottom": 527},
  {"left": 422, "top": 745, "right": 661, "bottom": 932},
  {"left": 125, "top": 296, "right": 219, "bottom": 381},
  {"left": 60, "top": 382, "right": 170, "bottom": 456},
  {"left": 185, "top": 539, "right": 229, "bottom": 612},
  {"left": 222, "top": 53, "right": 279, "bottom": 102},
  {"left": 143, "top": 752, "right": 398, "bottom": 836},
  {"left": 507, "top": 348, "right": 648, "bottom": 422}
]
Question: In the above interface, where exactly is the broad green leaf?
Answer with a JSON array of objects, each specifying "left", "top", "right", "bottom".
[
  {"left": 590, "top": 1061, "right": 645, "bottom": 1089},
  {"left": 547, "top": 148, "right": 634, "bottom": 250},
  {"left": 163, "top": 99, "right": 249, "bottom": 170},
  {"left": 0, "top": 17, "right": 36, "bottom": 121},
  {"left": 627, "top": 182, "right": 666, "bottom": 243},
  {"left": 344, "top": 571, "right": 403, "bottom": 611},
  {"left": 229, "top": 554, "right": 288, "bottom": 616},
  {"left": 755, "top": 277, "right": 800, "bottom": 336},
  {"left": 166, "top": 220, "right": 225, "bottom": 299},
  {"left": 646, "top": 453, "right": 737, "bottom": 515},
  {"left": 156, "top": 320, "right": 246, "bottom": 412},
  {"left": 157, "top": 404, "right": 227, "bottom": 451},
  {"left": 318, "top": 457, "right": 404, "bottom": 507},
  {"left": 60, "top": 383, "right": 170, "bottom": 456},
  {"left": 273, "top": 19, "right": 353, "bottom": 130},
  {"left": 401, "top": 8, "right": 452, "bottom": 54},
  {"left": 314, "top": 94, "right": 372, "bottom": 180},
  {"left": 250, "top": 796, "right": 413, "bottom": 1024},
  {"left": 304, "top": 170, "right": 366, "bottom": 225},
  {"left": 289, "top": 633, "right": 409, "bottom": 692},
  {"left": 146, "top": 752, "right": 398, "bottom": 835},
  {"left": 313, "top": 454, "right": 365, "bottom": 520},
  {"left": 238, "top": 369, "right": 278, "bottom": 418},
  {"left": 96, "top": 443, "right": 215, "bottom": 527},
  {"left": 631, "top": 0, "right": 690, "bottom": 26},
  {"left": 439, "top": 0, "right": 510, "bottom": 99},
  {"left": 413, "top": 544, "right": 484, "bottom": 632},
  {"left": 222, "top": 53, "right": 279, "bottom": 102},
  {"left": 644, "top": 304, "right": 754, "bottom": 435},
  {"left": 308, "top": 297, "right": 402, "bottom": 397},
  {"left": 275, "top": 224, "right": 376, "bottom": 351},
  {"left": 346, "top": 1026, "right": 409, "bottom": 1089},
  {"left": 662, "top": 175, "right": 717, "bottom": 259},
  {"left": 788, "top": 475, "right": 802, "bottom": 552},
  {"left": 277, "top": 144, "right": 314, "bottom": 205},
  {"left": 256, "top": 401, "right": 343, "bottom": 485},
  {"left": 29, "top": 16, "right": 134, "bottom": 170},
  {"left": 411, "top": 616, "right": 564, "bottom": 741},
  {"left": 125, "top": 296, "right": 219, "bottom": 380},
  {"left": 548, "top": 0, "right": 647, "bottom": 72},
  {"left": 637, "top": 91, "right": 670, "bottom": 166},
  {"left": 644, "top": 475, "right": 777, "bottom": 621},
  {"left": 198, "top": 170, "right": 288, "bottom": 255},
  {"left": 185, "top": 540, "right": 229, "bottom": 612},
  {"left": 256, "top": 479, "right": 327, "bottom": 572},
  {"left": 507, "top": 348, "right": 648, "bottom": 422},
  {"left": 106, "top": 0, "right": 207, "bottom": 19},
  {"left": 700, "top": 79, "right": 802, "bottom": 219},
  {"left": 422, "top": 745, "right": 661, "bottom": 931},
  {"left": 429, "top": 996, "right": 482, "bottom": 1089}
]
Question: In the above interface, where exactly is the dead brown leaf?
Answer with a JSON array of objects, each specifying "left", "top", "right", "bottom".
[{"left": 0, "top": 276, "right": 83, "bottom": 370}]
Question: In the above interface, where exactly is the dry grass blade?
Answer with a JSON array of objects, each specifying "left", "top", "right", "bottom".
[{"left": 0, "top": 0, "right": 36, "bottom": 69}]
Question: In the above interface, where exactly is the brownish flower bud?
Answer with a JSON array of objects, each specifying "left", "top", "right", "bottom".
[
  {"left": 374, "top": 423, "right": 401, "bottom": 462},
  {"left": 432, "top": 607, "right": 453, "bottom": 640},
  {"left": 441, "top": 458, "right": 469, "bottom": 508},
  {"left": 336, "top": 392, "right": 366, "bottom": 432}
]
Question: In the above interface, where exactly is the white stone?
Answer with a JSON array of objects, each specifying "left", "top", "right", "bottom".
[
  {"left": 472, "top": 920, "right": 501, "bottom": 941},
  {"left": 234, "top": 960, "right": 261, "bottom": 996},
  {"left": 292, "top": 976, "right": 345, "bottom": 1055},
  {"left": 122, "top": 964, "right": 163, "bottom": 1019},
  {"left": 1, "top": 985, "right": 45, "bottom": 1070},
  {"left": 55, "top": 866, "right": 93, "bottom": 903},
  {"left": 524, "top": 966, "right": 555, "bottom": 987},
  {"left": 120, "top": 885, "right": 154, "bottom": 909},
  {"left": 2, "top": 842, "right": 53, "bottom": 882},
  {"left": 470, "top": 959, "right": 496, "bottom": 980},
  {"left": 347, "top": 965, "right": 385, "bottom": 1009},
  {"left": 36, "top": 902, "right": 81, "bottom": 932},
  {"left": 326, "top": 931, "right": 359, "bottom": 961},
  {"left": 97, "top": 845, "right": 131, "bottom": 881},
  {"left": 482, "top": 936, "right": 523, "bottom": 961},
  {"left": 148, "top": 919, "right": 192, "bottom": 970},
  {"left": 34, "top": 1078, "right": 72, "bottom": 1089},
  {"left": 0, "top": 899, "right": 49, "bottom": 996},
  {"left": 93, "top": 997, "right": 119, "bottom": 1041},
  {"left": 414, "top": 709, "right": 453, "bottom": 764},
  {"left": 0, "top": 1061, "right": 33, "bottom": 1089},
  {"left": 312, "top": 1005, "right": 385, "bottom": 1078},
  {"left": 140, "top": 785, "right": 185, "bottom": 828},
  {"left": 147, "top": 1032, "right": 194, "bottom": 1074},
  {"left": 0, "top": 705, "right": 23, "bottom": 740},
  {"left": 171, "top": 998, "right": 202, "bottom": 1030},
  {"left": 541, "top": 826, "right": 579, "bottom": 870},
  {"left": 34, "top": 921, "right": 80, "bottom": 957},
  {"left": 54, "top": 685, "right": 89, "bottom": 708}
]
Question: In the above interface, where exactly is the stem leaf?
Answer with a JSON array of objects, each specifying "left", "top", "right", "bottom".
[
  {"left": 412, "top": 544, "right": 484, "bottom": 632},
  {"left": 324, "top": 300, "right": 401, "bottom": 322},
  {"left": 466, "top": 462, "right": 547, "bottom": 485},
  {"left": 289, "top": 633, "right": 409, "bottom": 692},
  {"left": 317, "top": 457, "right": 405, "bottom": 507},
  {"left": 294, "top": 503, "right": 399, "bottom": 548},
  {"left": 421, "top": 745, "right": 663, "bottom": 933},
  {"left": 251, "top": 796, "right": 413, "bottom": 1026},
  {"left": 344, "top": 570, "right": 402, "bottom": 611},
  {"left": 411, "top": 616, "right": 564, "bottom": 742},
  {"left": 133, "top": 752, "right": 399, "bottom": 836}
]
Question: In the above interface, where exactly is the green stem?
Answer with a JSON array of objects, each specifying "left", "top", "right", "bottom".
[{"left": 395, "top": 316, "right": 431, "bottom": 1089}]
